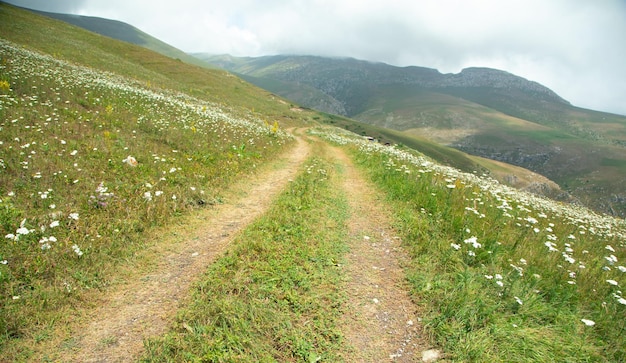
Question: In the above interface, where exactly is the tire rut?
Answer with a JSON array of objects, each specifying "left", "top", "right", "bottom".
[{"left": 329, "top": 144, "right": 436, "bottom": 362}]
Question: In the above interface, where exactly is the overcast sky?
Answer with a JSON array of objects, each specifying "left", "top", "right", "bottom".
[{"left": 6, "top": 0, "right": 626, "bottom": 115}]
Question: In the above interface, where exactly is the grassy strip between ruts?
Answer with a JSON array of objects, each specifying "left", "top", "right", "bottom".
[
  {"left": 141, "top": 153, "right": 349, "bottom": 362},
  {"left": 348, "top": 145, "right": 625, "bottom": 362}
]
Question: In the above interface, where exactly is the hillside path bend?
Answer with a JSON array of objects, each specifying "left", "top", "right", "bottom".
[{"left": 61, "top": 133, "right": 311, "bottom": 363}]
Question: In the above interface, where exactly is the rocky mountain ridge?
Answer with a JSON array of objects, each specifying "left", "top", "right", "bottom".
[{"left": 202, "top": 54, "right": 569, "bottom": 116}]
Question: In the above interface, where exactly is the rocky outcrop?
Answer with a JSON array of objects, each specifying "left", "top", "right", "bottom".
[{"left": 441, "top": 67, "right": 569, "bottom": 105}]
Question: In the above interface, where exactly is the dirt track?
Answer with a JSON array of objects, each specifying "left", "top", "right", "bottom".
[
  {"left": 330, "top": 145, "right": 432, "bottom": 362},
  {"left": 62, "top": 136, "right": 310, "bottom": 362},
  {"left": 55, "top": 133, "right": 437, "bottom": 362}
]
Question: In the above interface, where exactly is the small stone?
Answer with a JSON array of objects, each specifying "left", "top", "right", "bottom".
[
  {"left": 422, "top": 349, "right": 441, "bottom": 362},
  {"left": 372, "top": 298, "right": 380, "bottom": 304}
]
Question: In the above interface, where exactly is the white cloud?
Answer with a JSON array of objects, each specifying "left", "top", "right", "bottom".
[{"left": 5, "top": 0, "right": 626, "bottom": 114}]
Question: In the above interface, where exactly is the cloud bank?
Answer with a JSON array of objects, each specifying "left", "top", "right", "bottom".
[{"left": 5, "top": 0, "right": 626, "bottom": 115}]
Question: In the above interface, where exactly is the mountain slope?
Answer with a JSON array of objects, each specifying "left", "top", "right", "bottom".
[
  {"left": 0, "top": 4, "right": 304, "bottom": 123},
  {"left": 18, "top": 5, "right": 215, "bottom": 69},
  {"left": 198, "top": 53, "right": 626, "bottom": 217}
]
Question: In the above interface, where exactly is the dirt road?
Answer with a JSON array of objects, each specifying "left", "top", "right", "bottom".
[{"left": 53, "top": 133, "right": 438, "bottom": 362}]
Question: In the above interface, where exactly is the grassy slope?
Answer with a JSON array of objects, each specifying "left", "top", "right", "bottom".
[
  {"left": 354, "top": 86, "right": 552, "bottom": 136},
  {"left": 442, "top": 86, "right": 626, "bottom": 143},
  {"left": 315, "top": 112, "right": 569, "bottom": 198},
  {"left": 27, "top": 7, "right": 217, "bottom": 70},
  {"left": 0, "top": 4, "right": 308, "bottom": 125}
]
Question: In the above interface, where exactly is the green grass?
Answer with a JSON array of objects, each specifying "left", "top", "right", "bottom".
[
  {"left": 317, "top": 113, "right": 485, "bottom": 174},
  {"left": 0, "top": 39, "right": 290, "bottom": 352},
  {"left": 31, "top": 10, "right": 218, "bottom": 69},
  {"left": 141, "top": 155, "right": 349, "bottom": 362},
  {"left": 601, "top": 158, "right": 626, "bottom": 169}
]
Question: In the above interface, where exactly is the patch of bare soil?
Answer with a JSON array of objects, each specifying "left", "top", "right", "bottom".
[
  {"left": 57, "top": 135, "right": 310, "bottom": 362},
  {"left": 330, "top": 145, "right": 440, "bottom": 362}
]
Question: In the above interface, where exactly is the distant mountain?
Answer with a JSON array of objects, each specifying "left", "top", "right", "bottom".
[
  {"left": 197, "top": 53, "right": 626, "bottom": 217},
  {"left": 22, "top": 7, "right": 214, "bottom": 69},
  {"left": 196, "top": 54, "right": 569, "bottom": 114}
]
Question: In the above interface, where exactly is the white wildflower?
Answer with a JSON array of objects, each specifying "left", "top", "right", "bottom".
[
  {"left": 72, "top": 244, "right": 83, "bottom": 257},
  {"left": 122, "top": 155, "right": 138, "bottom": 167},
  {"left": 581, "top": 319, "right": 595, "bottom": 326}
]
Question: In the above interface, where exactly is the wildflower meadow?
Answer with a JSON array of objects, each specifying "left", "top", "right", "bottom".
[
  {"left": 313, "top": 127, "right": 626, "bottom": 361},
  {"left": 0, "top": 38, "right": 291, "bottom": 345}
]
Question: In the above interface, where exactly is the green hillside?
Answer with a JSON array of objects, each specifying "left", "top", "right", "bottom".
[
  {"left": 0, "top": 4, "right": 310, "bottom": 124},
  {"left": 28, "top": 7, "right": 216, "bottom": 69},
  {"left": 198, "top": 54, "right": 626, "bottom": 217}
]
